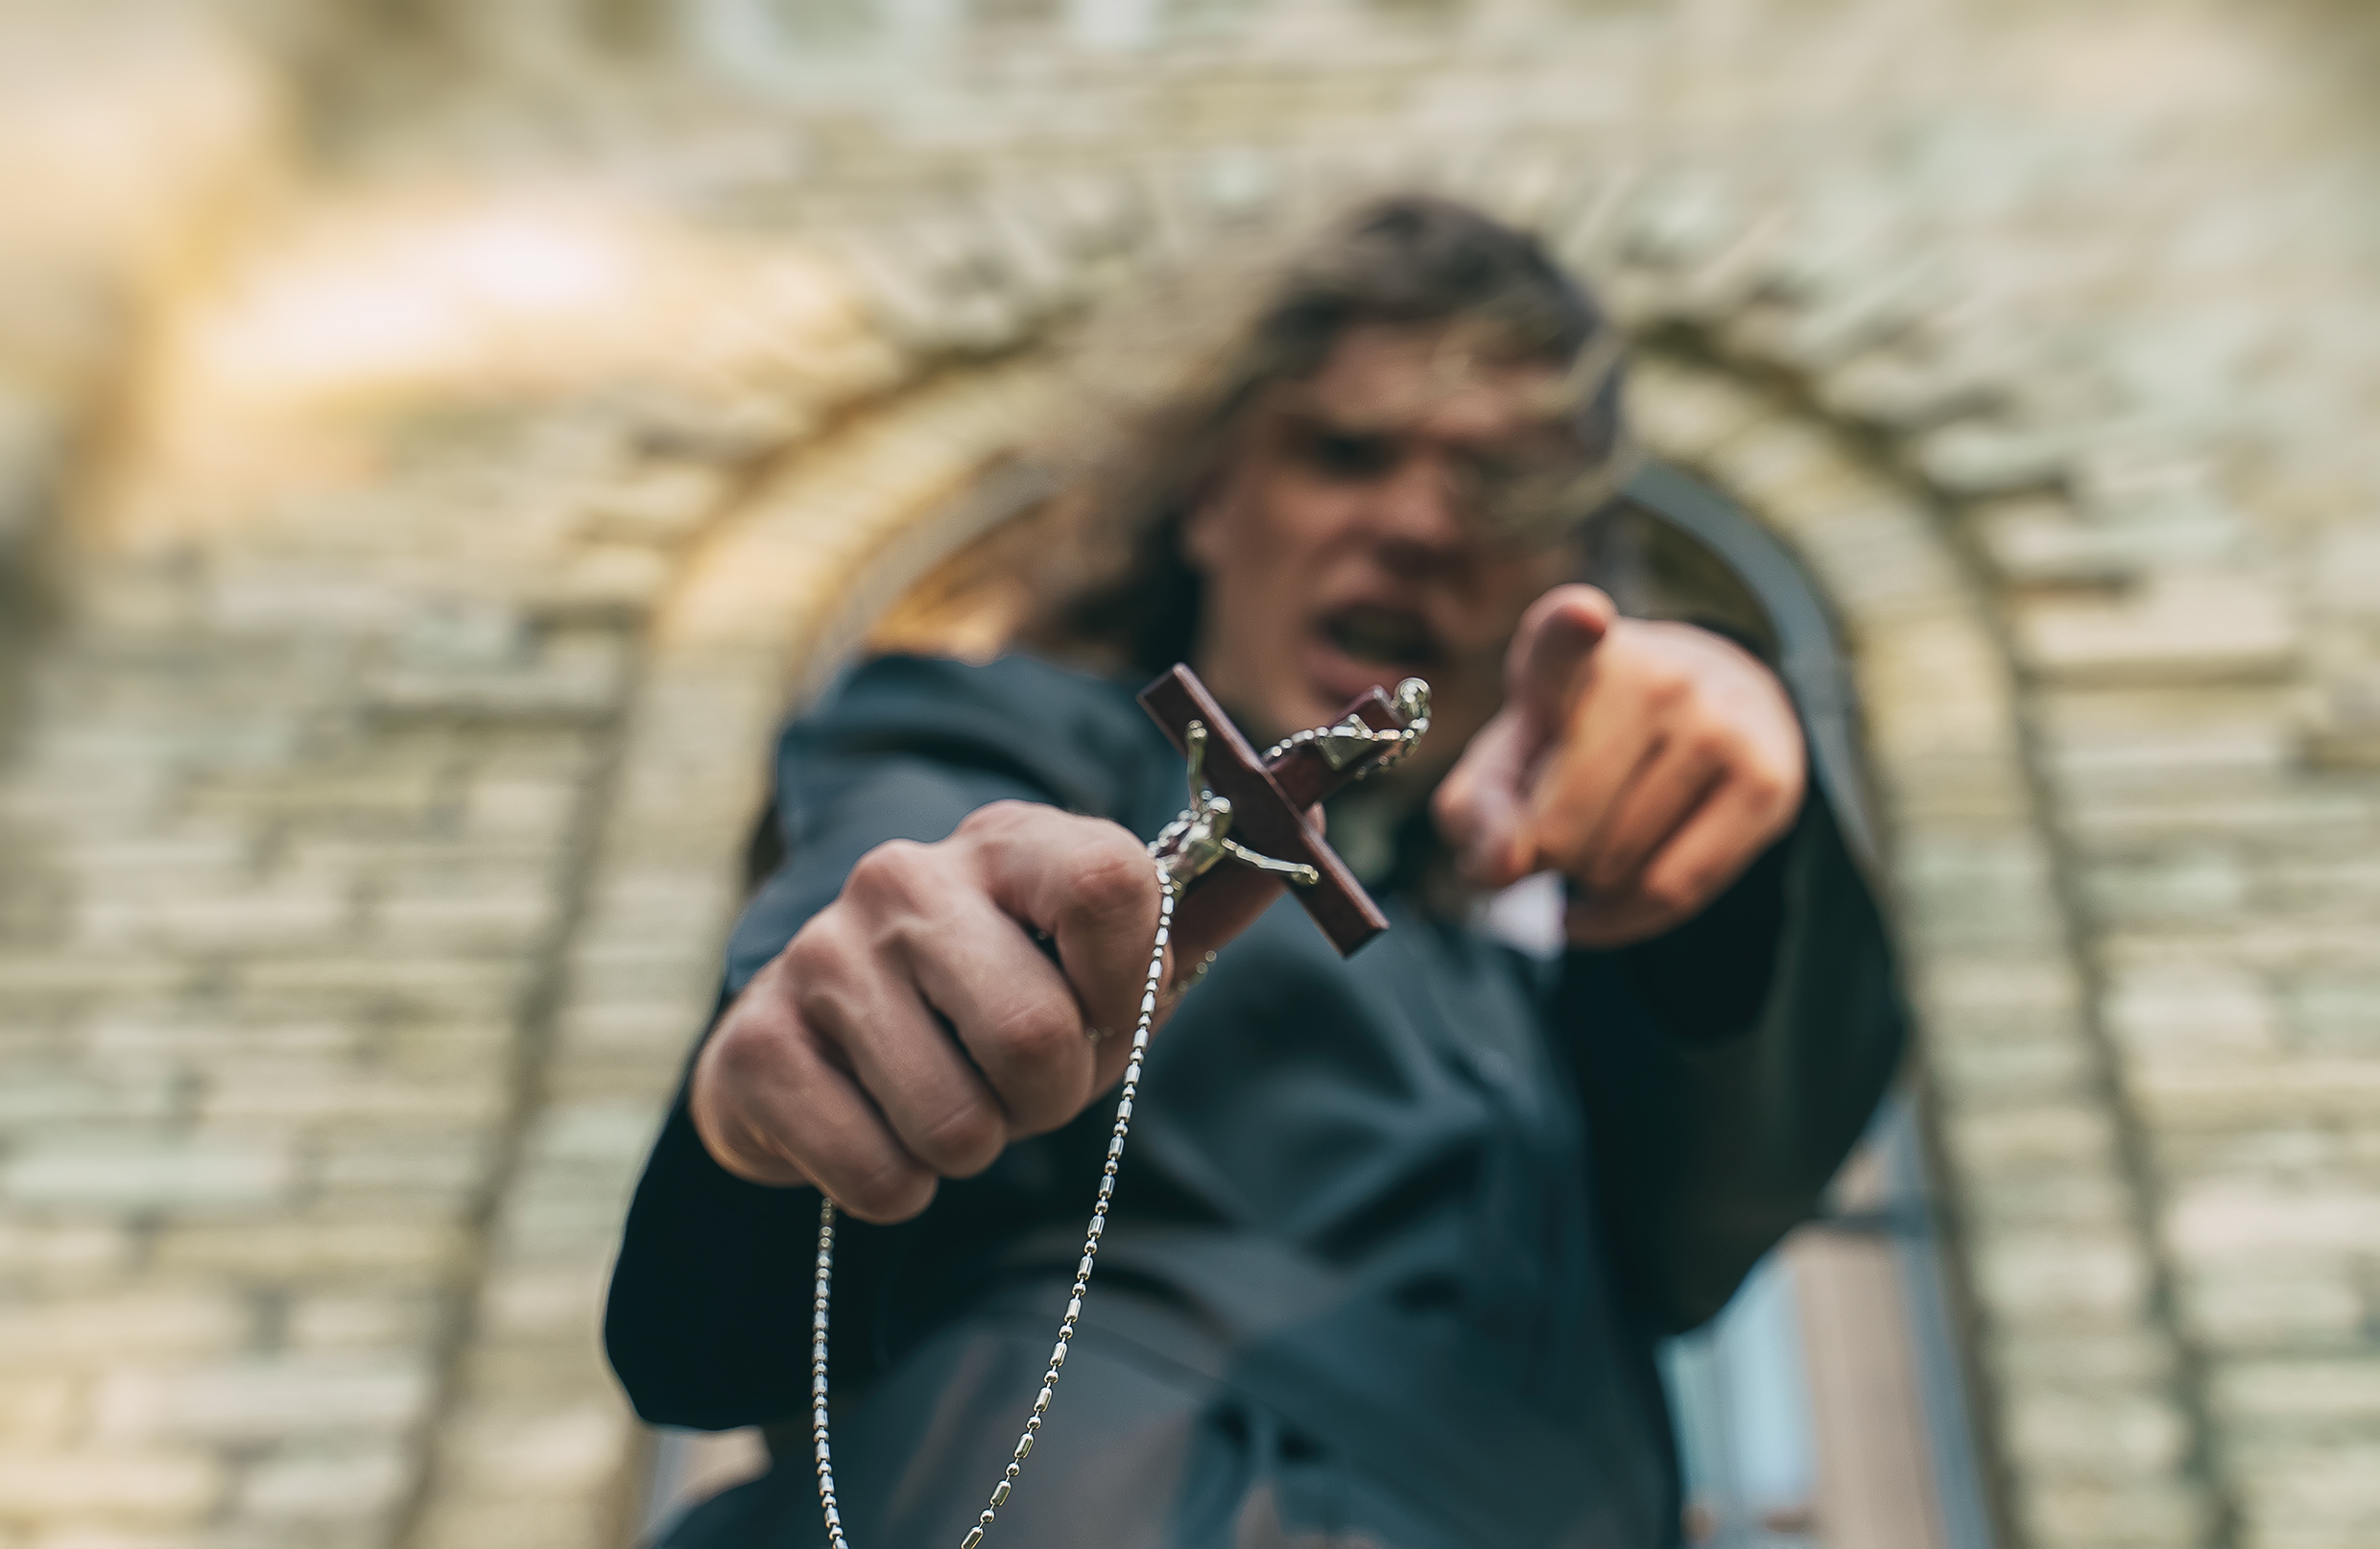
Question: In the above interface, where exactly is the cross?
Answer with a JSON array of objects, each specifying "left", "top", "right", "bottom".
[{"left": 1137, "top": 664, "right": 1426, "bottom": 957}]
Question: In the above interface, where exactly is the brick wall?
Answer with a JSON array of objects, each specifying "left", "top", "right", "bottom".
[{"left": 5, "top": 4, "right": 2378, "bottom": 1547}]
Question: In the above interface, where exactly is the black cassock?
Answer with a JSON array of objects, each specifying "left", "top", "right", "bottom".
[{"left": 607, "top": 652, "right": 1904, "bottom": 1549}]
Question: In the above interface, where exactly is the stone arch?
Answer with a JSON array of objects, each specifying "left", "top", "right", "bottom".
[{"left": 413, "top": 153, "right": 2247, "bottom": 1549}]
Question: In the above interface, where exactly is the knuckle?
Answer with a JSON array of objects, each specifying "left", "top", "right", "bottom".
[
  {"left": 1534, "top": 811, "right": 1586, "bottom": 865},
  {"left": 782, "top": 943, "right": 869, "bottom": 1037},
  {"left": 1641, "top": 868, "right": 1706, "bottom": 917},
  {"left": 780, "top": 917, "right": 837, "bottom": 979},
  {"left": 985, "top": 992, "right": 1079, "bottom": 1070},
  {"left": 708, "top": 1006, "right": 787, "bottom": 1081},
  {"left": 1639, "top": 661, "right": 1692, "bottom": 711},
  {"left": 1065, "top": 834, "right": 1154, "bottom": 923},
  {"left": 1686, "top": 722, "right": 1736, "bottom": 767},
  {"left": 838, "top": 1158, "right": 937, "bottom": 1224},
  {"left": 787, "top": 976, "right": 857, "bottom": 1042},
  {"left": 781, "top": 922, "right": 860, "bottom": 1011},
  {"left": 710, "top": 969, "right": 807, "bottom": 1068},
  {"left": 845, "top": 839, "right": 932, "bottom": 905},
  {"left": 916, "top": 1099, "right": 1005, "bottom": 1178},
  {"left": 1740, "top": 763, "right": 1792, "bottom": 814},
  {"left": 957, "top": 799, "right": 1034, "bottom": 842}
]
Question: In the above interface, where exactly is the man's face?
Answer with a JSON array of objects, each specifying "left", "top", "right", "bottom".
[{"left": 1183, "top": 322, "right": 1587, "bottom": 779}]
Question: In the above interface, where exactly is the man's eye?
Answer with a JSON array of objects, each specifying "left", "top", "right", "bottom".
[{"left": 1297, "top": 430, "right": 1399, "bottom": 481}]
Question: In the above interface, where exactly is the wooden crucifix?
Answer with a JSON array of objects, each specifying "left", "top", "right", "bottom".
[{"left": 1138, "top": 664, "right": 1430, "bottom": 957}]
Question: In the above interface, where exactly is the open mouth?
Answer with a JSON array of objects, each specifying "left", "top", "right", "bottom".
[{"left": 1321, "top": 604, "right": 1440, "bottom": 670}]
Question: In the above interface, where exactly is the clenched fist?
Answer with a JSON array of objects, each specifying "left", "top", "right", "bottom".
[
  {"left": 690, "top": 801, "right": 1278, "bottom": 1224},
  {"left": 1435, "top": 584, "right": 1805, "bottom": 946}
]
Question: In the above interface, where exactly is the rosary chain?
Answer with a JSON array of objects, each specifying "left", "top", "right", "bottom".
[
  {"left": 806, "top": 692, "right": 1423, "bottom": 1547},
  {"left": 1259, "top": 714, "right": 1430, "bottom": 774},
  {"left": 810, "top": 865, "right": 1178, "bottom": 1549}
]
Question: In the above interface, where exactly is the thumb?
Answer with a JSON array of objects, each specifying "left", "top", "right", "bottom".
[{"left": 1435, "top": 585, "right": 1616, "bottom": 889}]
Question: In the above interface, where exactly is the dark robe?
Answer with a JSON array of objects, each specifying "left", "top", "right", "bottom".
[{"left": 606, "top": 652, "right": 1904, "bottom": 1549}]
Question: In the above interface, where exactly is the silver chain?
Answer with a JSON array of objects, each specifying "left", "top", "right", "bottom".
[
  {"left": 810, "top": 866, "right": 1178, "bottom": 1549},
  {"left": 804, "top": 694, "right": 1425, "bottom": 1548},
  {"left": 1139, "top": 711, "right": 1426, "bottom": 867},
  {"left": 1259, "top": 715, "right": 1429, "bottom": 773}
]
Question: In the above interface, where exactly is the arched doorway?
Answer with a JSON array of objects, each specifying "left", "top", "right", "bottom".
[{"left": 593, "top": 167, "right": 2104, "bottom": 1548}]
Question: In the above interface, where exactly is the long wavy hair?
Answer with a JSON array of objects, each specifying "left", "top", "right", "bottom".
[{"left": 872, "top": 194, "right": 1631, "bottom": 677}]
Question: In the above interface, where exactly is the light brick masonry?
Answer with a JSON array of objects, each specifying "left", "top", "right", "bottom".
[{"left": 4, "top": 3, "right": 2378, "bottom": 1549}]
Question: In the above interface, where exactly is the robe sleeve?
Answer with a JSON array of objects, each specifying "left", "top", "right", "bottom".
[
  {"left": 604, "top": 655, "right": 1155, "bottom": 1430},
  {"left": 1559, "top": 776, "right": 1906, "bottom": 1335}
]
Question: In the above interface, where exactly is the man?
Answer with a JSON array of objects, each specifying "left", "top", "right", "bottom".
[{"left": 608, "top": 196, "right": 1903, "bottom": 1548}]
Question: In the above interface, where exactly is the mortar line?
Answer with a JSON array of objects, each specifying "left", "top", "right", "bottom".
[
  {"left": 380, "top": 412, "right": 851, "bottom": 1549},
  {"left": 1942, "top": 507, "right": 2244, "bottom": 1549},
  {"left": 382, "top": 655, "right": 646, "bottom": 1549}
]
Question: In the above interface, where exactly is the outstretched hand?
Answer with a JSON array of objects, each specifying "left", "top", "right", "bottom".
[
  {"left": 690, "top": 802, "right": 1280, "bottom": 1223},
  {"left": 1433, "top": 585, "right": 1805, "bottom": 947}
]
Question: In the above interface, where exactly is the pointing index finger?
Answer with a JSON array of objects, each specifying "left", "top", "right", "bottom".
[
  {"left": 1435, "top": 585, "right": 1619, "bottom": 888},
  {"left": 1510, "top": 585, "right": 1617, "bottom": 727}
]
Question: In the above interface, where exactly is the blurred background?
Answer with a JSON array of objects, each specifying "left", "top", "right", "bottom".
[{"left": 2, "top": 2, "right": 2377, "bottom": 1547}]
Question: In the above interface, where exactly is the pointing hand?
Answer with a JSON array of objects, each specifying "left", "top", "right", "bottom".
[{"left": 1433, "top": 585, "right": 1805, "bottom": 947}]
